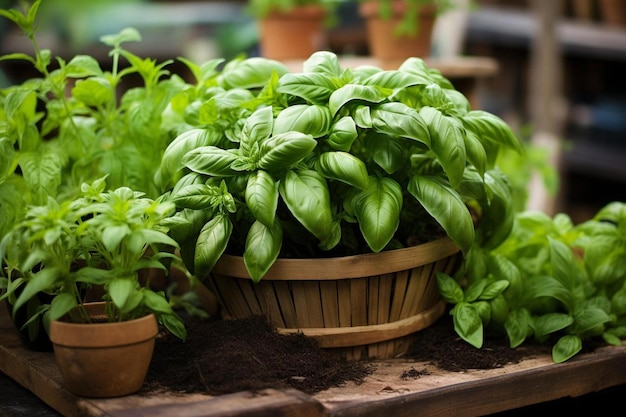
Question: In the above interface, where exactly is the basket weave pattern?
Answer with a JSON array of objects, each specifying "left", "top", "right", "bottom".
[{"left": 208, "top": 238, "right": 460, "bottom": 360}]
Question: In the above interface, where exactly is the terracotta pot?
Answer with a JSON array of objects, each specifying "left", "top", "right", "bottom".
[
  {"left": 258, "top": 5, "right": 327, "bottom": 61},
  {"left": 358, "top": 0, "right": 437, "bottom": 68},
  {"left": 49, "top": 302, "right": 158, "bottom": 398},
  {"left": 207, "top": 237, "right": 460, "bottom": 360}
]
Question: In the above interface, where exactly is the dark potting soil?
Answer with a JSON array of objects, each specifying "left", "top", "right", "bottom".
[{"left": 142, "top": 312, "right": 597, "bottom": 397}]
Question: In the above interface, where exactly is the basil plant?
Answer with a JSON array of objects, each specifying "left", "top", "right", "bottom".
[{"left": 158, "top": 51, "right": 522, "bottom": 282}]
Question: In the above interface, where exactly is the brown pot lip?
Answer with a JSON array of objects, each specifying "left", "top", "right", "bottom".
[
  {"left": 263, "top": 4, "right": 326, "bottom": 20},
  {"left": 358, "top": 0, "right": 437, "bottom": 18},
  {"left": 49, "top": 302, "right": 158, "bottom": 347},
  {"left": 212, "top": 237, "right": 459, "bottom": 280}
]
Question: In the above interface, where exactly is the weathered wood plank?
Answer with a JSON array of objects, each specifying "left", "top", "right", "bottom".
[{"left": 3, "top": 302, "right": 626, "bottom": 417}]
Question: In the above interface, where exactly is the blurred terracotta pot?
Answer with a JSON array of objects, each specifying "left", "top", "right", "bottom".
[{"left": 258, "top": 5, "right": 327, "bottom": 61}]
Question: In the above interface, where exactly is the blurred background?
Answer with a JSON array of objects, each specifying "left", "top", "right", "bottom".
[{"left": 2, "top": 0, "right": 625, "bottom": 227}]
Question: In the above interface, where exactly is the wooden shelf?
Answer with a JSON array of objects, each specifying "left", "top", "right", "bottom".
[
  {"left": 2, "top": 307, "right": 626, "bottom": 417},
  {"left": 466, "top": 6, "right": 626, "bottom": 61}
]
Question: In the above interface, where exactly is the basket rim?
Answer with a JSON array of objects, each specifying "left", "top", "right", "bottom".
[
  {"left": 277, "top": 299, "right": 447, "bottom": 348},
  {"left": 212, "top": 237, "right": 460, "bottom": 280}
]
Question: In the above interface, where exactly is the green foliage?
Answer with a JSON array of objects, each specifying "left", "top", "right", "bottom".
[
  {"left": 159, "top": 51, "right": 521, "bottom": 283},
  {"left": 0, "top": 0, "right": 185, "bottom": 237},
  {"left": 441, "top": 202, "right": 626, "bottom": 363},
  {"left": 0, "top": 177, "right": 186, "bottom": 340}
]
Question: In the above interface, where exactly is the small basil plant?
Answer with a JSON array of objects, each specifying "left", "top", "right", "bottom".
[
  {"left": 0, "top": 177, "right": 186, "bottom": 340},
  {"left": 157, "top": 50, "right": 522, "bottom": 283}
]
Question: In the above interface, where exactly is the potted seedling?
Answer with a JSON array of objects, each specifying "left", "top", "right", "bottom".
[
  {"left": 157, "top": 49, "right": 522, "bottom": 359},
  {"left": 247, "top": 0, "right": 345, "bottom": 60},
  {"left": 0, "top": 177, "right": 186, "bottom": 397},
  {"left": 357, "top": 0, "right": 456, "bottom": 65}
]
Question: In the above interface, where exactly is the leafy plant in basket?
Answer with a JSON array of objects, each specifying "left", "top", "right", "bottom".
[
  {"left": 0, "top": 176, "right": 186, "bottom": 341},
  {"left": 157, "top": 50, "right": 523, "bottom": 283},
  {"left": 438, "top": 201, "right": 626, "bottom": 363}
]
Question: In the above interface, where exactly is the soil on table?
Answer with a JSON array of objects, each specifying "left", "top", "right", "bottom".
[{"left": 142, "top": 311, "right": 563, "bottom": 397}]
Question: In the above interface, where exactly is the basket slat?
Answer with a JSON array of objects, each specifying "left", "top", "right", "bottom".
[
  {"left": 350, "top": 278, "right": 368, "bottom": 327},
  {"left": 320, "top": 281, "right": 339, "bottom": 328},
  {"left": 260, "top": 284, "right": 286, "bottom": 328},
  {"left": 273, "top": 281, "right": 298, "bottom": 328}
]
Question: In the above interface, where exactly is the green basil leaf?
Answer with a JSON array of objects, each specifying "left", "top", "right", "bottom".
[
  {"left": 552, "top": 335, "right": 582, "bottom": 363},
  {"left": 273, "top": 104, "right": 332, "bottom": 138},
  {"left": 160, "top": 129, "right": 221, "bottom": 187},
  {"left": 279, "top": 169, "right": 333, "bottom": 244},
  {"left": 327, "top": 116, "right": 357, "bottom": 151},
  {"left": 71, "top": 77, "right": 113, "bottom": 107},
  {"left": 489, "top": 295, "right": 509, "bottom": 325},
  {"left": 571, "top": 307, "right": 612, "bottom": 336},
  {"left": 464, "top": 280, "right": 488, "bottom": 302},
  {"left": 525, "top": 275, "right": 573, "bottom": 310},
  {"left": 453, "top": 302, "right": 483, "bottom": 348},
  {"left": 245, "top": 170, "right": 278, "bottom": 227},
  {"left": 463, "top": 110, "right": 523, "bottom": 156},
  {"left": 475, "top": 170, "right": 516, "bottom": 249},
  {"left": 436, "top": 272, "right": 464, "bottom": 304},
  {"left": 20, "top": 151, "right": 62, "bottom": 206},
  {"left": 533, "top": 313, "right": 574, "bottom": 339},
  {"left": 363, "top": 70, "right": 431, "bottom": 90},
  {"left": 463, "top": 129, "right": 487, "bottom": 177},
  {"left": 302, "top": 51, "right": 342, "bottom": 75},
  {"left": 171, "top": 183, "right": 222, "bottom": 210},
  {"left": 277, "top": 72, "right": 339, "bottom": 104},
  {"left": 317, "top": 151, "right": 369, "bottom": 190},
  {"left": 219, "top": 57, "right": 288, "bottom": 89},
  {"left": 48, "top": 292, "right": 78, "bottom": 321},
  {"left": 420, "top": 106, "right": 466, "bottom": 188},
  {"left": 159, "top": 313, "right": 187, "bottom": 340},
  {"left": 65, "top": 55, "right": 103, "bottom": 78},
  {"left": 504, "top": 308, "right": 532, "bottom": 348},
  {"left": 365, "top": 132, "right": 407, "bottom": 174},
  {"left": 241, "top": 106, "right": 273, "bottom": 155},
  {"left": 371, "top": 102, "right": 429, "bottom": 146},
  {"left": 183, "top": 146, "right": 238, "bottom": 177},
  {"left": 194, "top": 214, "right": 232, "bottom": 278},
  {"left": 12, "top": 267, "right": 60, "bottom": 315},
  {"left": 243, "top": 220, "right": 282, "bottom": 283},
  {"left": 479, "top": 280, "right": 510, "bottom": 301},
  {"left": 329, "top": 84, "right": 387, "bottom": 116},
  {"left": 108, "top": 277, "right": 137, "bottom": 311},
  {"left": 408, "top": 175, "right": 474, "bottom": 253},
  {"left": 354, "top": 176, "right": 402, "bottom": 252},
  {"left": 258, "top": 132, "right": 317, "bottom": 170}
]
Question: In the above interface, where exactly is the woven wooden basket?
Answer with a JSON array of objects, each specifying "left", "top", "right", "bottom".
[{"left": 207, "top": 237, "right": 460, "bottom": 360}]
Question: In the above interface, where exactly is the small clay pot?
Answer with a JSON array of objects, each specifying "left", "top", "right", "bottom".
[{"left": 49, "top": 302, "right": 158, "bottom": 398}]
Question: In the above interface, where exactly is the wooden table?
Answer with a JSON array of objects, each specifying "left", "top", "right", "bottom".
[{"left": 2, "top": 307, "right": 626, "bottom": 417}]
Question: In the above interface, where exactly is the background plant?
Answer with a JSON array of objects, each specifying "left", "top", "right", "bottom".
[
  {"left": 438, "top": 201, "right": 626, "bottom": 363},
  {"left": 0, "top": 0, "right": 185, "bottom": 239},
  {"left": 358, "top": 0, "right": 457, "bottom": 36}
]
